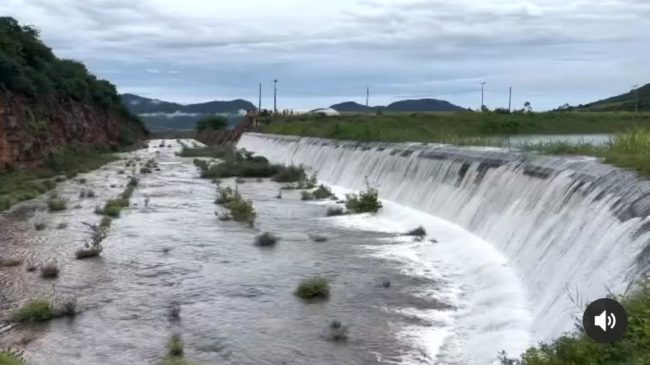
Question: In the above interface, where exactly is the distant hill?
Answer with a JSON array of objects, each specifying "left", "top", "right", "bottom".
[
  {"left": 568, "top": 83, "right": 650, "bottom": 112},
  {"left": 121, "top": 94, "right": 255, "bottom": 131},
  {"left": 330, "top": 98, "right": 468, "bottom": 113}
]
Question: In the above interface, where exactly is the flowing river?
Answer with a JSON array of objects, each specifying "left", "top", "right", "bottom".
[{"left": 1, "top": 136, "right": 648, "bottom": 365}]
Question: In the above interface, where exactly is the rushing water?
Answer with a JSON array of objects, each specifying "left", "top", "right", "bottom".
[
  {"left": 1, "top": 139, "right": 492, "bottom": 365},
  {"left": 238, "top": 133, "right": 650, "bottom": 361}
]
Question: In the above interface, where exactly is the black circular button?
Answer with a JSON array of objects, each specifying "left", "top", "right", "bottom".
[{"left": 582, "top": 298, "right": 628, "bottom": 343}]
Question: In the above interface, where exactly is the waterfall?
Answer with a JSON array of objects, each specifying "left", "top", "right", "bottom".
[{"left": 237, "top": 133, "right": 650, "bottom": 348}]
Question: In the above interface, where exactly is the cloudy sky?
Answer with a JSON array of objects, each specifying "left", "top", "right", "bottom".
[{"left": 2, "top": 0, "right": 649, "bottom": 110}]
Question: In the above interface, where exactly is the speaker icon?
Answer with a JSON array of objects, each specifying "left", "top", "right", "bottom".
[
  {"left": 583, "top": 298, "right": 627, "bottom": 343},
  {"left": 594, "top": 310, "right": 616, "bottom": 332}
]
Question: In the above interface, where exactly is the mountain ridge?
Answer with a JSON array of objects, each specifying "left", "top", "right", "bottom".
[{"left": 330, "top": 98, "right": 468, "bottom": 113}]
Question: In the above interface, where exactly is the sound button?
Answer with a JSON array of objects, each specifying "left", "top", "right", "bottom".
[{"left": 582, "top": 298, "right": 628, "bottom": 343}]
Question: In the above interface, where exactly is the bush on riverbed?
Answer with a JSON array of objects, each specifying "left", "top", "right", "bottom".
[
  {"left": 326, "top": 206, "right": 345, "bottom": 217},
  {"left": 272, "top": 165, "right": 307, "bottom": 183},
  {"left": 312, "top": 184, "right": 335, "bottom": 200},
  {"left": 327, "top": 320, "right": 349, "bottom": 342},
  {"left": 0, "top": 350, "right": 26, "bottom": 365},
  {"left": 295, "top": 276, "right": 330, "bottom": 299},
  {"left": 11, "top": 299, "right": 53, "bottom": 322},
  {"left": 40, "top": 262, "right": 59, "bottom": 278},
  {"left": 47, "top": 197, "right": 67, "bottom": 212},
  {"left": 225, "top": 195, "right": 256, "bottom": 226},
  {"left": 405, "top": 226, "right": 426, "bottom": 237},
  {"left": 345, "top": 185, "right": 382, "bottom": 214},
  {"left": 255, "top": 232, "right": 278, "bottom": 247},
  {"left": 301, "top": 191, "right": 315, "bottom": 201}
]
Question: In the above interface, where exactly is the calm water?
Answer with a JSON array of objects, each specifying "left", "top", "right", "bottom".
[{"left": 0, "top": 141, "right": 457, "bottom": 365}]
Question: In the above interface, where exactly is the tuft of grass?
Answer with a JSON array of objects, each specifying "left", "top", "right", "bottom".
[
  {"left": 225, "top": 195, "right": 256, "bottom": 226},
  {"left": 345, "top": 184, "right": 382, "bottom": 214},
  {"left": 100, "top": 216, "right": 112, "bottom": 228},
  {"left": 312, "top": 184, "right": 335, "bottom": 200},
  {"left": 295, "top": 276, "right": 330, "bottom": 300},
  {"left": 326, "top": 206, "right": 345, "bottom": 217},
  {"left": 34, "top": 222, "right": 47, "bottom": 231},
  {"left": 75, "top": 247, "right": 102, "bottom": 259},
  {"left": 47, "top": 197, "right": 67, "bottom": 212},
  {"left": 255, "top": 232, "right": 278, "bottom": 247},
  {"left": 272, "top": 165, "right": 307, "bottom": 183},
  {"left": 0, "top": 350, "right": 27, "bottom": 365},
  {"left": 0, "top": 258, "right": 22, "bottom": 267},
  {"left": 40, "top": 262, "right": 59, "bottom": 278},
  {"left": 327, "top": 320, "right": 349, "bottom": 342},
  {"left": 11, "top": 299, "right": 53, "bottom": 323},
  {"left": 167, "top": 334, "right": 184, "bottom": 357},
  {"left": 301, "top": 191, "right": 315, "bottom": 201}
]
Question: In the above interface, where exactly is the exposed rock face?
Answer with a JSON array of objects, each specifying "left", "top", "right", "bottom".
[{"left": 0, "top": 91, "right": 144, "bottom": 171}]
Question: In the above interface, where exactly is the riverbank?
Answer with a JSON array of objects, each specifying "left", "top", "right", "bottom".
[{"left": 261, "top": 111, "right": 650, "bottom": 143}]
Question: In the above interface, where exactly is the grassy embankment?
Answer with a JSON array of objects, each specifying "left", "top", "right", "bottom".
[
  {"left": 0, "top": 145, "right": 119, "bottom": 212},
  {"left": 262, "top": 112, "right": 650, "bottom": 178}
]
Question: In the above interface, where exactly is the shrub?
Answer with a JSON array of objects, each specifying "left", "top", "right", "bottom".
[
  {"left": 53, "top": 298, "right": 77, "bottom": 317},
  {"left": 47, "top": 197, "right": 67, "bottom": 212},
  {"left": 196, "top": 115, "right": 228, "bottom": 132},
  {"left": 215, "top": 186, "right": 234, "bottom": 205},
  {"left": 326, "top": 206, "right": 345, "bottom": 217},
  {"left": 75, "top": 246, "right": 102, "bottom": 259},
  {"left": 127, "top": 176, "right": 139, "bottom": 188},
  {"left": 255, "top": 232, "right": 278, "bottom": 247},
  {"left": 56, "top": 222, "right": 67, "bottom": 229},
  {"left": 345, "top": 185, "right": 382, "bottom": 214},
  {"left": 327, "top": 320, "right": 349, "bottom": 342},
  {"left": 100, "top": 216, "right": 112, "bottom": 228},
  {"left": 301, "top": 191, "right": 315, "bottom": 201},
  {"left": 226, "top": 195, "right": 256, "bottom": 225},
  {"left": 140, "top": 167, "right": 152, "bottom": 174},
  {"left": 312, "top": 184, "right": 334, "bottom": 200},
  {"left": 79, "top": 188, "right": 96, "bottom": 198},
  {"left": 295, "top": 276, "right": 330, "bottom": 299},
  {"left": 34, "top": 222, "right": 47, "bottom": 231},
  {"left": 40, "top": 262, "right": 59, "bottom": 278},
  {"left": 0, "top": 350, "right": 26, "bottom": 365},
  {"left": 405, "top": 226, "right": 426, "bottom": 237},
  {"left": 11, "top": 299, "right": 53, "bottom": 323},
  {"left": 167, "top": 334, "right": 184, "bottom": 357},
  {"left": 272, "top": 165, "right": 307, "bottom": 183}
]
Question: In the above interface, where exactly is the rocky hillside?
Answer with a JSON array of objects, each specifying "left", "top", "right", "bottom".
[{"left": 0, "top": 17, "right": 146, "bottom": 171}]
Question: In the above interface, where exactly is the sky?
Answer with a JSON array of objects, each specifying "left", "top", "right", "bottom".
[{"left": 2, "top": 0, "right": 649, "bottom": 111}]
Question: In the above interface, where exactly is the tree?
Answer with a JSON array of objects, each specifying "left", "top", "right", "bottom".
[
  {"left": 524, "top": 101, "right": 533, "bottom": 113},
  {"left": 196, "top": 116, "right": 229, "bottom": 132}
]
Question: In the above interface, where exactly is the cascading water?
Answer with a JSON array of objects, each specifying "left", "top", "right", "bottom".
[{"left": 238, "top": 133, "right": 650, "bottom": 358}]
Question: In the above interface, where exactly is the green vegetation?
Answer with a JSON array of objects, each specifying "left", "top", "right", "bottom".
[
  {"left": 179, "top": 145, "right": 232, "bottom": 158},
  {"left": 524, "top": 129, "right": 650, "bottom": 178},
  {"left": 0, "top": 17, "right": 144, "bottom": 132},
  {"left": 405, "top": 226, "right": 426, "bottom": 237},
  {"left": 327, "top": 320, "right": 349, "bottom": 342},
  {"left": 520, "top": 283, "right": 650, "bottom": 365},
  {"left": 11, "top": 297, "right": 77, "bottom": 323},
  {"left": 345, "top": 185, "right": 382, "bottom": 214},
  {"left": 255, "top": 232, "right": 278, "bottom": 247},
  {"left": 312, "top": 184, "right": 335, "bottom": 200},
  {"left": 272, "top": 165, "right": 307, "bottom": 183},
  {"left": 40, "top": 262, "right": 59, "bottom": 278},
  {"left": 0, "top": 351, "right": 26, "bottom": 365},
  {"left": 196, "top": 115, "right": 228, "bottom": 132},
  {"left": 100, "top": 216, "right": 112, "bottom": 229},
  {"left": 568, "top": 83, "right": 650, "bottom": 112},
  {"left": 326, "top": 206, "right": 345, "bottom": 217},
  {"left": 295, "top": 276, "right": 330, "bottom": 300},
  {"left": 0, "top": 145, "right": 118, "bottom": 212},
  {"left": 262, "top": 112, "right": 650, "bottom": 143},
  {"left": 161, "top": 334, "right": 197, "bottom": 365},
  {"left": 281, "top": 173, "right": 317, "bottom": 190},
  {"left": 11, "top": 299, "right": 52, "bottom": 322},
  {"left": 46, "top": 196, "right": 67, "bottom": 211},
  {"left": 215, "top": 187, "right": 256, "bottom": 225},
  {"left": 196, "top": 153, "right": 281, "bottom": 179}
]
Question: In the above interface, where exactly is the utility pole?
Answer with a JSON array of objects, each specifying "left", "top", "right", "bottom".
[
  {"left": 508, "top": 86, "right": 512, "bottom": 112},
  {"left": 258, "top": 83, "right": 262, "bottom": 112},
  {"left": 632, "top": 84, "right": 639, "bottom": 113},
  {"left": 481, "top": 81, "right": 487, "bottom": 111},
  {"left": 273, "top": 79, "right": 278, "bottom": 114},
  {"left": 365, "top": 86, "right": 370, "bottom": 112}
]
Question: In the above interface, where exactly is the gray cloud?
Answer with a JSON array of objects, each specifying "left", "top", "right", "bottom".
[{"left": 1, "top": 0, "right": 648, "bottom": 110}]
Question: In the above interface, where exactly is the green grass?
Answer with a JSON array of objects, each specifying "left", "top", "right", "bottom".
[
  {"left": 0, "top": 351, "right": 26, "bottom": 365},
  {"left": 312, "top": 184, "right": 335, "bottom": 200},
  {"left": 295, "top": 276, "right": 330, "bottom": 299},
  {"left": 345, "top": 185, "right": 382, "bottom": 214},
  {"left": 0, "top": 144, "right": 118, "bottom": 212},
  {"left": 179, "top": 145, "right": 233, "bottom": 159},
  {"left": 520, "top": 283, "right": 650, "bottom": 365},
  {"left": 262, "top": 111, "right": 650, "bottom": 143},
  {"left": 161, "top": 334, "right": 198, "bottom": 365},
  {"left": 522, "top": 129, "right": 650, "bottom": 178},
  {"left": 47, "top": 197, "right": 67, "bottom": 211},
  {"left": 225, "top": 194, "right": 256, "bottom": 225},
  {"left": 11, "top": 299, "right": 53, "bottom": 323}
]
